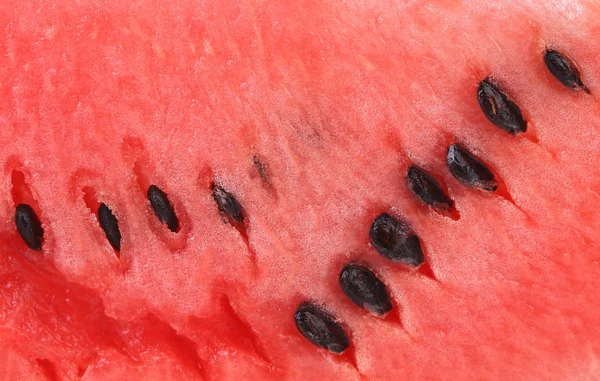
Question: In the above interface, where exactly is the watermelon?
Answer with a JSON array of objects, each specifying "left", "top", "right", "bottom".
[{"left": 2, "top": 0, "right": 600, "bottom": 379}]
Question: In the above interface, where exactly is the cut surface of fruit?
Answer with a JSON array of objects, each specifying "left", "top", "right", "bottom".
[{"left": 2, "top": 0, "right": 600, "bottom": 380}]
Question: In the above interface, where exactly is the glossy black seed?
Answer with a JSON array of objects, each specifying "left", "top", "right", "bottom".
[
  {"left": 211, "top": 184, "right": 244, "bottom": 226},
  {"left": 294, "top": 304, "right": 349, "bottom": 354},
  {"left": 369, "top": 213, "right": 424, "bottom": 266},
  {"left": 406, "top": 165, "right": 454, "bottom": 211},
  {"left": 544, "top": 49, "right": 589, "bottom": 93},
  {"left": 339, "top": 264, "right": 392, "bottom": 316},
  {"left": 15, "top": 204, "right": 44, "bottom": 251},
  {"left": 447, "top": 144, "right": 498, "bottom": 192},
  {"left": 147, "top": 185, "right": 179, "bottom": 232},
  {"left": 98, "top": 203, "right": 122, "bottom": 251},
  {"left": 477, "top": 78, "right": 527, "bottom": 135}
]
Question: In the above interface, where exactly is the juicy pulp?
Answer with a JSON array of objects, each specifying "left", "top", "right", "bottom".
[{"left": 2, "top": 0, "right": 600, "bottom": 380}]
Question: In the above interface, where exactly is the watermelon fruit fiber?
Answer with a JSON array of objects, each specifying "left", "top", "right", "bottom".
[{"left": 2, "top": 0, "right": 600, "bottom": 379}]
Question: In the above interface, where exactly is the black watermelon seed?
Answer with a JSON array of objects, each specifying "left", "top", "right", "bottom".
[
  {"left": 339, "top": 264, "right": 392, "bottom": 316},
  {"left": 477, "top": 78, "right": 527, "bottom": 135},
  {"left": 211, "top": 184, "right": 244, "bottom": 226},
  {"left": 294, "top": 303, "right": 349, "bottom": 354},
  {"left": 98, "top": 203, "right": 122, "bottom": 251},
  {"left": 447, "top": 144, "right": 498, "bottom": 192},
  {"left": 406, "top": 165, "right": 454, "bottom": 211},
  {"left": 147, "top": 185, "right": 179, "bottom": 232},
  {"left": 544, "top": 49, "right": 589, "bottom": 93},
  {"left": 15, "top": 204, "right": 44, "bottom": 251},
  {"left": 369, "top": 213, "right": 424, "bottom": 267}
]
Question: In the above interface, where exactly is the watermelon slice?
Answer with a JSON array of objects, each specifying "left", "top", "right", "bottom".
[{"left": 2, "top": 0, "right": 600, "bottom": 379}]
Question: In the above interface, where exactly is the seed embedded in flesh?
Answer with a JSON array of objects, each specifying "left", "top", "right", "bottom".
[
  {"left": 252, "top": 155, "right": 270, "bottom": 183},
  {"left": 447, "top": 144, "right": 498, "bottom": 191},
  {"left": 211, "top": 183, "right": 244, "bottom": 227},
  {"left": 294, "top": 303, "right": 349, "bottom": 354},
  {"left": 147, "top": 185, "right": 179, "bottom": 232},
  {"left": 477, "top": 78, "right": 527, "bottom": 135},
  {"left": 544, "top": 49, "right": 589, "bottom": 93},
  {"left": 369, "top": 213, "right": 424, "bottom": 267},
  {"left": 98, "top": 203, "right": 122, "bottom": 251},
  {"left": 406, "top": 165, "right": 454, "bottom": 211},
  {"left": 15, "top": 204, "right": 44, "bottom": 251},
  {"left": 339, "top": 264, "right": 392, "bottom": 316}
]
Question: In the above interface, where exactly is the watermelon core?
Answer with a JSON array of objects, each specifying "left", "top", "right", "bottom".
[{"left": 2, "top": 0, "right": 600, "bottom": 380}]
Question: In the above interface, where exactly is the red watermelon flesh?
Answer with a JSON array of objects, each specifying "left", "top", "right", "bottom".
[{"left": 2, "top": 0, "right": 600, "bottom": 379}]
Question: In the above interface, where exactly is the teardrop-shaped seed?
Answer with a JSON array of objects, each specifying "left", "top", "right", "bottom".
[
  {"left": 147, "top": 185, "right": 179, "bottom": 232},
  {"left": 339, "top": 264, "right": 392, "bottom": 316},
  {"left": 98, "top": 203, "right": 122, "bottom": 251},
  {"left": 544, "top": 49, "right": 589, "bottom": 93},
  {"left": 369, "top": 213, "right": 424, "bottom": 266},
  {"left": 294, "top": 303, "right": 349, "bottom": 354},
  {"left": 406, "top": 165, "right": 454, "bottom": 211},
  {"left": 447, "top": 144, "right": 498, "bottom": 191},
  {"left": 477, "top": 78, "right": 527, "bottom": 135},
  {"left": 211, "top": 184, "right": 244, "bottom": 226},
  {"left": 15, "top": 204, "right": 44, "bottom": 251}
]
